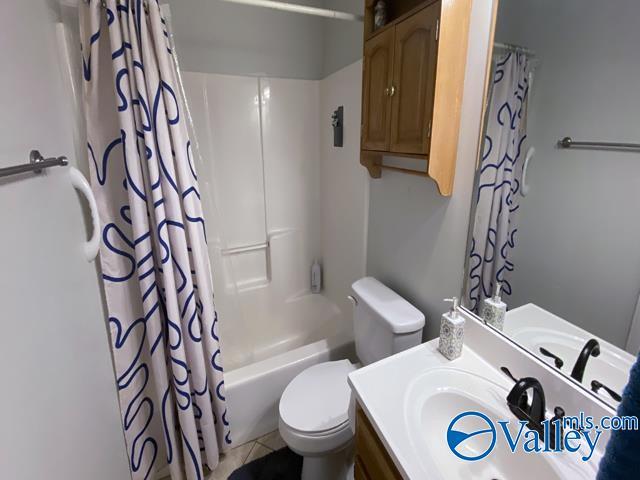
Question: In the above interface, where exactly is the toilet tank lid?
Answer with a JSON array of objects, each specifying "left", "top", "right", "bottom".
[{"left": 351, "top": 277, "right": 425, "bottom": 334}]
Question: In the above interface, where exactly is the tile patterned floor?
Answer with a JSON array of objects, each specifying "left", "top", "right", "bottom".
[
  {"left": 161, "top": 430, "right": 287, "bottom": 480},
  {"left": 207, "top": 430, "right": 287, "bottom": 480}
]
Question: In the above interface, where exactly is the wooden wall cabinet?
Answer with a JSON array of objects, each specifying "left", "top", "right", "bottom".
[{"left": 360, "top": 0, "right": 472, "bottom": 196}]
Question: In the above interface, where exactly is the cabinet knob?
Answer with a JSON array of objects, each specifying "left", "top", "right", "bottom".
[{"left": 389, "top": 85, "right": 396, "bottom": 97}]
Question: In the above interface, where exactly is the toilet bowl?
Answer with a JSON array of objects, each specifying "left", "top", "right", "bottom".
[
  {"left": 279, "top": 360, "right": 357, "bottom": 480},
  {"left": 278, "top": 277, "right": 425, "bottom": 480}
]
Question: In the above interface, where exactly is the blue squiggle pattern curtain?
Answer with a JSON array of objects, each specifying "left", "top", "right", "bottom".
[
  {"left": 79, "top": 2, "right": 230, "bottom": 479},
  {"left": 465, "top": 52, "right": 530, "bottom": 312}
]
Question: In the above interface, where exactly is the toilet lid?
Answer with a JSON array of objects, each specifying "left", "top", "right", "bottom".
[{"left": 280, "top": 360, "right": 357, "bottom": 434}]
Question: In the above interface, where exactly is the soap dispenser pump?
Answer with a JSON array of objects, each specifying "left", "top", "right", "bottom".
[
  {"left": 438, "top": 297, "right": 465, "bottom": 360},
  {"left": 481, "top": 283, "right": 507, "bottom": 331}
]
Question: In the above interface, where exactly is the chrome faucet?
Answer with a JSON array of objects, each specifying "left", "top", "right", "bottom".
[{"left": 570, "top": 339, "right": 600, "bottom": 383}]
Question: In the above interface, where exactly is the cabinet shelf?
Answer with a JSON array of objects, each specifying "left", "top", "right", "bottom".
[{"left": 364, "top": 0, "right": 436, "bottom": 41}]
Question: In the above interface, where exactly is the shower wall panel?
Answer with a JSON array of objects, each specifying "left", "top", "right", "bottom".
[{"left": 182, "top": 72, "right": 343, "bottom": 371}]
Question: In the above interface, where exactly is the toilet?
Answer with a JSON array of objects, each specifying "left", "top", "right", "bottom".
[{"left": 278, "top": 277, "right": 425, "bottom": 480}]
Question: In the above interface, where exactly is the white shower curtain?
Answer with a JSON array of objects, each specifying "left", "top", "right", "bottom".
[
  {"left": 465, "top": 52, "right": 530, "bottom": 312},
  {"left": 80, "top": 1, "right": 230, "bottom": 479}
]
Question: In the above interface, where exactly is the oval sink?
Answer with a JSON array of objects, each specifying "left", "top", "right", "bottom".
[{"left": 404, "top": 368, "right": 596, "bottom": 480}]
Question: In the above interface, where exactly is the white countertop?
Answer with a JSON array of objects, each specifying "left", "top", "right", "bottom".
[
  {"left": 347, "top": 315, "right": 608, "bottom": 480},
  {"left": 347, "top": 339, "right": 506, "bottom": 480}
]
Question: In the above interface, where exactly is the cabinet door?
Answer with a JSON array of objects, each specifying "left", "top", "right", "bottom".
[
  {"left": 390, "top": 2, "right": 440, "bottom": 155},
  {"left": 361, "top": 27, "right": 395, "bottom": 151}
]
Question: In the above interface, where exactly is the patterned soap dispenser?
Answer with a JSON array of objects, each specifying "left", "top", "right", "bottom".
[
  {"left": 438, "top": 297, "right": 465, "bottom": 360},
  {"left": 481, "top": 283, "right": 507, "bottom": 331}
]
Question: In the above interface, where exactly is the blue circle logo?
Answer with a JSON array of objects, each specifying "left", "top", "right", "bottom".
[{"left": 446, "top": 411, "right": 496, "bottom": 461}]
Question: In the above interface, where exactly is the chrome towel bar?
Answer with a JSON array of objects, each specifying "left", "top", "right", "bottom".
[
  {"left": 0, "top": 150, "right": 69, "bottom": 178},
  {"left": 559, "top": 137, "right": 640, "bottom": 151}
]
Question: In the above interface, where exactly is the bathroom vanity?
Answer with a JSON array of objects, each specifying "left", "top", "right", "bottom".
[
  {"left": 348, "top": 311, "right": 612, "bottom": 479},
  {"left": 354, "top": 407, "right": 402, "bottom": 480}
]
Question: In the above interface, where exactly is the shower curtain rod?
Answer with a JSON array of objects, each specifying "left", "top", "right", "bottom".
[
  {"left": 494, "top": 42, "right": 535, "bottom": 57},
  {"left": 219, "top": 0, "right": 364, "bottom": 22}
]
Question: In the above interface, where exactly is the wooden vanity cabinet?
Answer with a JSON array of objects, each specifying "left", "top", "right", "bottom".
[
  {"left": 360, "top": 0, "right": 472, "bottom": 196},
  {"left": 354, "top": 406, "right": 403, "bottom": 480}
]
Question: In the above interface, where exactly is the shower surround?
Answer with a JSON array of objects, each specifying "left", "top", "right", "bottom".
[{"left": 181, "top": 61, "right": 368, "bottom": 445}]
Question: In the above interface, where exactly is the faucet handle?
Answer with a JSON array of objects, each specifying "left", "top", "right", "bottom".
[
  {"left": 547, "top": 407, "right": 565, "bottom": 450},
  {"left": 551, "top": 406, "right": 565, "bottom": 422},
  {"left": 591, "top": 380, "right": 622, "bottom": 402},
  {"left": 539, "top": 347, "right": 564, "bottom": 369},
  {"left": 500, "top": 366, "right": 518, "bottom": 383}
]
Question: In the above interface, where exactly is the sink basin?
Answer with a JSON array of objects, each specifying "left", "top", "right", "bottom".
[
  {"left": 405, "top": 368, "right": 596, "bottom": 480},
  {"left": 348, "top": 337, "right": 607, "bottom": 479},
  {"left": 505, "top": 304, "right": 634, "bottom": 400}
]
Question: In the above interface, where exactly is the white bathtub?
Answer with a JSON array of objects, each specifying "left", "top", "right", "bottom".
[{"left": 225, "top": 334, "right": 355, "bottom": 446}]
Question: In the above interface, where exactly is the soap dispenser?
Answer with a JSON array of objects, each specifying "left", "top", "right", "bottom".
[
  {"left": 481, "top": 283, "right": 507, "bottom": 331},
  {"left": 438, "top": 297, "right": 465, "bottom": 360},
  {"left": 311, "top": 259, "right": 322, "bottom": 294}
]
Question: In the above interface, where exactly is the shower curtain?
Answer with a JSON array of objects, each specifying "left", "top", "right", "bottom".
[
  {"left": 465, "top": 52, "right": 530, "bottom": 312},
  {"left": 80, "top": 1, "right": 230, "bottom": 479}
]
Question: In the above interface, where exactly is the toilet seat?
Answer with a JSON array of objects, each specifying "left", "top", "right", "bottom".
[{"left": 279, "top": 360, "right": 357, "bottom": 456}]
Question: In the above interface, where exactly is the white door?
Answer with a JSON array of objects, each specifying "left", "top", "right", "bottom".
[{"left": 0, "top": 2, "right": 130, "bottom": 479}]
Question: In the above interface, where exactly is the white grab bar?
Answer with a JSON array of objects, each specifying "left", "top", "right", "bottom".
[
  {"left": 521, "top": 146, "right": 535, "bottom": 197},
  {"left": 69, "top": 167, "right": 100, "bottom": 262}
]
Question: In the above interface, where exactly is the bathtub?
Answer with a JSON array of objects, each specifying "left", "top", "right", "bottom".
[{"left": 225, "top": 333, "right": 355, "bottom": 446}]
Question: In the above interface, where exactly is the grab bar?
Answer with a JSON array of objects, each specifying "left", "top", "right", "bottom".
[
  {"left": 521, "top": 146, "right": 534, "bottom": 197},
  {"left": 221, "top": 241, "right": 269, "bottom": 256},
  {"left": 0, "top": 150, "right": 68, "bottom": 178},
  {"left": 1, "top": 150, "right": 100, "bottom": 262},
  {"left": 69, "top": 167, "right": 101, "bottom": 262}
]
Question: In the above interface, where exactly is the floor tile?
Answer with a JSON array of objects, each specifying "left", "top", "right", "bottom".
[
  {"left": 244, "top": 443, "right": 273, "bottom": 464},
  {"left": 207, "top": 441, "right": 255, "bottom": 480},
  {"left": 256, "top": 430, "right": 287, "bottom": 451}
]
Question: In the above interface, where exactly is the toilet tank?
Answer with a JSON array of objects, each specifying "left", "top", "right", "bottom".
[{"left": 351, "top": 277, "right": 425, "bottom": 366}]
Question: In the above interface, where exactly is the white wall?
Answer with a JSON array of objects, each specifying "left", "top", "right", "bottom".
[
  {"left": 320, "top": 60, "right": 369, "bottom": 324},
  {"left": 167, "top": 0, "right": 364, "bottom": 80},
  {"left": 496, "top": 0, "right": 640, "bottom": 347},
  {"left": 321, "top": 0, "right": 364, "bottom": 78},
  {"left": 366, "top": 0, "right": 497, "bottom": 340},
  {"left": 0, "top": 2, "right": 129, "bottom": 479},
  {"left": 168, "top": 0, "right": 325, "bottom": 79}
]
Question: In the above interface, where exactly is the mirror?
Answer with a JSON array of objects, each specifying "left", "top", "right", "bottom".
[{"left": 462, "top": 0, "right": 639, "bottom": 408}]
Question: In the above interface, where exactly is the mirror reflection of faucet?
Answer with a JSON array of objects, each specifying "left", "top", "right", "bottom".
[
  {"left": 537, "top": 339, "right": 622, "bottom": 402},
  {"left": 570, "top": 339, "right": 601, "bottom": 383},
  {"left": 591, "top": 380, "right": 622, "bottom": 402},
  {"left": 539, "top": 347, "right": 564, "bottom": 368}
]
